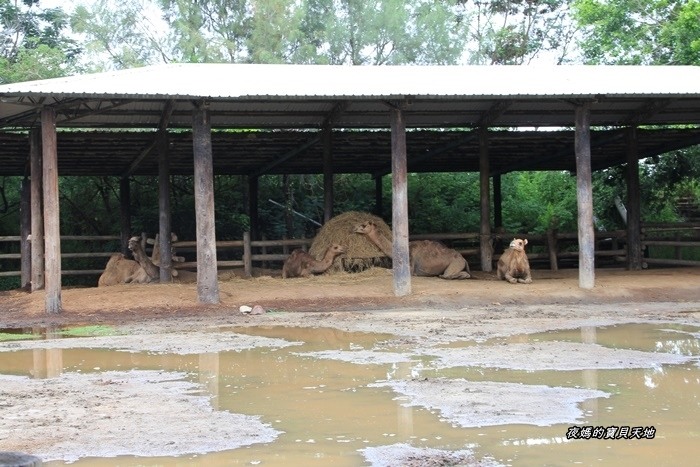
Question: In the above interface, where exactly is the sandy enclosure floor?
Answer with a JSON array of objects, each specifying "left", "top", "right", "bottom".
[{"left": 1, "top": 266, "right": 699, "bottom": 464}]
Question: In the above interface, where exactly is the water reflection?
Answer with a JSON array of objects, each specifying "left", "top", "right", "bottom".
[
  {"left": 0, "top": 323, "right": 698, "bottom": 466},
  {"left": 32, "top": 329, "right": 62, "bottom": 379}
]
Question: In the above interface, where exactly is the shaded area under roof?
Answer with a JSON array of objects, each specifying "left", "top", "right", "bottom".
[{"left": 1, "top": 128, "right": 699, "bottom": 177}]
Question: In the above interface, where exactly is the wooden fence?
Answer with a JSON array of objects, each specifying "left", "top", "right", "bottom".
[{"left": 1, "top": 223, "right": 699, "bottom": 280}]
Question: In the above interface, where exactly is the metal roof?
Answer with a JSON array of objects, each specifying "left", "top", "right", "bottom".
[
  {"left": 0, "top": 64, "right": 699, "bottom": 130},
  {"left": 2, "top": 128, "right": 698, "bottom": 177},
  {"left": 0, "top": 64, "right": 698, "bottom": 178}
]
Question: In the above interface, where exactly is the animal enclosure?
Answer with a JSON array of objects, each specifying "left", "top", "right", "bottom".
[{"left": 2, "top": 222, "right": 699, "bottom": 289}]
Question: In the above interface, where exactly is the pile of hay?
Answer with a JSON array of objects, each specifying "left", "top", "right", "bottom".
[{"left": 309, "top": 211, "right": 393, "bottom": 273}]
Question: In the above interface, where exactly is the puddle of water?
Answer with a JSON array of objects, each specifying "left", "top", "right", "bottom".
[{"left": 0, "top": 324, "right": 698, "bottom": 466}]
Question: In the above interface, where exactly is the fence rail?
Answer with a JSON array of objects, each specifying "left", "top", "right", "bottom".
[{"left": 2, "top": 223, "right": 699, "bottom": 280}]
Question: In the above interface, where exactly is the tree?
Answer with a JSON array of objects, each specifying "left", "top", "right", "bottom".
[
  {"left": 461, "top": 0, "right": 578, "bottom": 64},
  {"left": 574, "top": 0, "right": 700, "bottom": 228},
  {"left": 72, "top": 0, "right": 171, "bottom": 70},
  {"left": 0, "top": 0, "right": 79, "bottom": 82},
  {"left": 573, "top": 0, "right": 700, "bottom": 65}
]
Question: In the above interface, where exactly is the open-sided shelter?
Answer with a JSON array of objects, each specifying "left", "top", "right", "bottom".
[{"left": 1, "top": 64, "right": 699, "bottom": 313}]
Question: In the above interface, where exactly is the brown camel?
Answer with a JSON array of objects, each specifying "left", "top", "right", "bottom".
[
  {"left": 127, "top": 236, "right": 160, "bottom": 283},
  {"left": 97, "top": 253, "right": 141, "bottom": 287},
  {"left": 99, "top": 233, "right": 187, "bottom": 286},
  {"left": 497, "top": 238, "right": 532, "bottom": 284},
  {"left": 282, "top": 244, "right": 347, "bottom": 278},
  {"left": 353, "top": 221, "right": 470, "bottom": 279}
]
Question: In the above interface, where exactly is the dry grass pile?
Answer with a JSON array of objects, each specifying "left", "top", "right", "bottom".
[{"left": 309, "top": 211, "right": 392, "bottom": 273}]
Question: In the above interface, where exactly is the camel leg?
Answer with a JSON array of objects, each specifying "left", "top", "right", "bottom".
[
  {"left": 439, "top": 257, "right": 470, "bottom": 280},
  {"left": 517, "top": 271, "right": 533, "bottom": 284}
]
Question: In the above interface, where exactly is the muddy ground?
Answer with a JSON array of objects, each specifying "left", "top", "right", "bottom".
[{"left": 1, "top": 266, "right": 700, "bottom": 465}]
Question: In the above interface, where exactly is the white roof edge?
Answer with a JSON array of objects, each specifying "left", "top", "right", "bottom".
[{"left": 0, "top": 64, "right": 699, "bottom": 99}]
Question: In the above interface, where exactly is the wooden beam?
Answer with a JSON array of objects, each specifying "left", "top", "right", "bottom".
[
  {"left": 575, "top": 103, "right": 595, "bottom": 289},
  {"left": 29, "top": 129, "right": 44, "bottom": 291},
  {"left": 248, "top": 175, "right": 259, "bottom": 240},
  {"left": 322, "top": 124, "right": 334, "bottom": 223},
  {"left": 20, "top": 177, "right": 30, "bottom": 289},
  {"left": 373, "top": 132, "right": 478, "bottom": 178},
  {"left": 623, "top": 98, "right": 671, "bottom": 126},
  {"left": 479, "top": 127, "right": 493, "bottom": 272},
  {"left": 476, "top": 100, "right": 513, "bottom": 127},
  {"left": 158, "top": 131, "right": 172, "bottom": 282},
  {"left": 390, "top": 106, "right": 411, "bottom": 296},
  {"left": 192, "top": 101, "right": 220, "bottom": 304},
  {"left": 625, "top": 127, "right": 643, "bottom": 270},
  {"left": 251, "top": 136, "right": 321, "bottom": 178},
  {"left": 119, "top": 177, "right": 131, "bottom": 255},
  {"left": 41, "top": 107, "right": 62, "bottom": 313},
  {"left": 121, "top": 100, "right": 175, "bottom": 177}
]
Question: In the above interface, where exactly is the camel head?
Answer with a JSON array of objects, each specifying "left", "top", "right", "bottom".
[
  {"left": 127, "top": 236, "right": 142, "bottom": 252},
  {"left": 353, "top": 221, "right": 377, "bottom": 235},
  {"left": 509, "top": 238, "right": 528, "bottom": 252},
  {"left": 329, "top": 243, "right": 347, "bottom": 256}
]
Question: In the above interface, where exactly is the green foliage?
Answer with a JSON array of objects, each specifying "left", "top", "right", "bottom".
[
  {"left": 501, "top": 171, "right": 578, "bottom": 233},
  {"left": 0, "top": 0, "right": 79, "bottom": 82},
  {"left": 405, "top": 173, "right": 480, "bottom": 233},
  {"left": 573, "top": 0, "right": 700, "bottom": 65}
]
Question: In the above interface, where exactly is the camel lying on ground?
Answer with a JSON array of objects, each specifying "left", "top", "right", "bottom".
[
  {"left": 354, "top": 221, "right": 470, "bottom": 279},
  {"left": 497, "top": 238, "right": 532, "bottom": 284},
  {"left": 97, "top": 253, "right": 141, "bottom": 287},
  {"left": 282, "top": 244, "right": 347, "bottom": 278},
  {"left": 98, "top": 233, "right": 185, "bottom": 286}
]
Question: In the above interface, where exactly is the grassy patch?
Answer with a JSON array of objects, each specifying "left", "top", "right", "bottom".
[
  {"left": 0, "top": 332, "right": 38, "bottom": 342},
  {"left": 59, "top": 325, "right": 117, "bottom": 337}
]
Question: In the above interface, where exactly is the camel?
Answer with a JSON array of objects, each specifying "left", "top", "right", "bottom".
[
  {"left": 497, "top": 238, "right": 532, "bottom": 284},
  {"left": 282, "top": 244, "right": 347, "bottom": 278},
  {"left": 98, "top": 233, "right": 187, "bottom": 286},
  {"left": 97, "top": 253, "right": 141, "bottom": 287},
  {"left": 127, "top": 236, "right": 160, "bottom": 283},
  {"left": 353, "top": 221, "right": 470, "bottom": 279}
]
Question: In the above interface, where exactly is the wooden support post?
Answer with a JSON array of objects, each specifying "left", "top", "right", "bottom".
[
  {"left": 248, "top": 176, "right": 259, "bottom": 241},
  {"left": 20, "top": 178, "right": 31, "bottom": 289},
  {"left": 41, "top": 107, "right": 61, "bottom": 313},
  {"left": 192, "top": 102, "right": 220, "bottom": 304},
  {"left": 30, "top": 129, "right": 44, "bottom": 291},
  {"left": 575, "top": 103, "right": 595, "bottom": 289},
  {"left": 390, "top": 106, "right": 411, "bottom": 296},
  {"left": 479, "top": 127, "right": 493, "bottom": 272},
  {"left": 243, "top": 231, "right": 252, "bottom": 277},
  {"left": 547, "top": 228, "right": 559, "bottom": 271},
  {"left": 625, "top": 127, "right": 642, "bottom": 270},
  {"left": 493, "top": 174, "right": 502, "bottom": 230},
  {"left": 119, "top": 177, "right": 131, "bottom": 255},
  {"left": 158, "top": 132, "right": 172, "bottom": 282},
  {"left": 322, "top": 124, "right": 334, "bottom": 223}
]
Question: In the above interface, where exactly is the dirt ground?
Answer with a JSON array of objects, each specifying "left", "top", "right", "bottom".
[
  {"left": 2, "top": 266, "right": 700, "bottom": 328},
  {"left": 1, "top": 266, "right": 700, "bottom": 465}
]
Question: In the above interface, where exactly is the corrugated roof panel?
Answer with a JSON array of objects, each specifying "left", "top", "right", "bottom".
[{"left": 1, "top": 64, "right": 699, "bottom": 100}]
